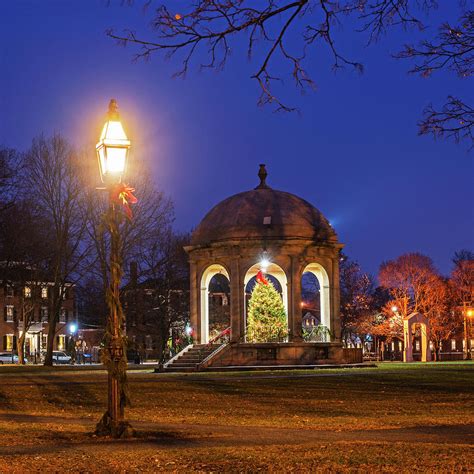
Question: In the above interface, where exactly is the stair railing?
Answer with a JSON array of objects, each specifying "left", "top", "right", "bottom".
[
  {"left": 198, "top": 340, "right": 230, "bottom": 370},
  {"left": 163, "top": 344, "right": 193, "bottom": 369},
  {"left": 195, "top": 327, "right": 231, "bottom": 369},
  {"left": 206, "top": 326, "right": 231, "bottom": 347}
]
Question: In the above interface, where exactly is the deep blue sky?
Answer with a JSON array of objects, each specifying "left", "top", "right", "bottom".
[{"left": 1, "top": 1, "right": 472, "bottom": 277}]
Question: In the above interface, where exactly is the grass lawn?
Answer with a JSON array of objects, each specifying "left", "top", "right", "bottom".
[{"left": 0, "top": 362, "right": 473, "bottom": 472}]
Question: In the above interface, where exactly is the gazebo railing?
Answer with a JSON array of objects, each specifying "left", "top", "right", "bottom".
[{"left": 303, "top": 325, "right": 331, "bottom": 343}]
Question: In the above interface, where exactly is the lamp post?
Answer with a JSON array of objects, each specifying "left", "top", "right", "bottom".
[
  {"left": 463, "top": 304, "right": 473, "bottom": 360},
  {"left": 95, "top": 99, "right": 134, "bottom": 438}
]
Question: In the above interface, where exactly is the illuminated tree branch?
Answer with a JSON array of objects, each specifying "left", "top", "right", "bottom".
[
  {"left": 396, "top": 10, "right": 474, "bottom": 146},
  {"left": 419, "top": 96, "right": 474, "bottom": 146},
  {"left": 108, "top": 1, "right": 473, "bottom": 147}
]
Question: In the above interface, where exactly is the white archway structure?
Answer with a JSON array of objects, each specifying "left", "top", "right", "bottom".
[
  {"left": 200, "top": 264, "right": 230, "bottom": 344},
  {"left": 243, "top": 262, "right": 288, "bottom": 338},
  {"left": 302, "top": 263, "right": 331, "bottom": 331},
  {"left": 403, "top": 312, "right": 431, "bottom": 362}
]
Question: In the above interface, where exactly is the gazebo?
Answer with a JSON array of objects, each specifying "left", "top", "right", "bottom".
[{"left": 178, "top": 165, "right": 353, "bottom": 369}]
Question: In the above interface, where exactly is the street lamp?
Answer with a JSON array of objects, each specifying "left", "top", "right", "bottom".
[
  {"left": 95, "top": 99, "right": 135, "bottom": 438},
  {"left": 463, "top": 305, "right": 473, "bottom": 360},
  {"left": 96, "top": 99, "right": 131, "bottom": 184}
]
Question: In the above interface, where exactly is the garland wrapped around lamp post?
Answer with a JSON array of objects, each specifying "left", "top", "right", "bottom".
[{"left": 94, "top": 99, "right": 136, "bottom": 438}]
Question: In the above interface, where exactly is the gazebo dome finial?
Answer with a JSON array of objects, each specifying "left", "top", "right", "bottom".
[{"left": 256, "top": 163, "right": 269, "bottom": 189}]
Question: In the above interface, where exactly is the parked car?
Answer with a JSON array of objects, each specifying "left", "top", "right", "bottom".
[
  {"left": 0, "top": 352, "right": 19, "bottom": 364},
  {"left": 52, "top": 351, "right": 72, "bottom": 364}
]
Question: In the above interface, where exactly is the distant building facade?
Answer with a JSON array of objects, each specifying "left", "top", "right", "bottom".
[{"left": 0, "top": 275, "right": 75, "bottom": 357}]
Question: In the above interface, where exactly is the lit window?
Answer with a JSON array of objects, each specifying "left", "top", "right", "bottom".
[
  {"left": 24, "top": 287, "right": 31, "bottom": 298},
  {"left": 451, "top": 339, "right": 456, "bottom": 351},
  {"left": 429, "top": 341, "right": 434, "bottom": 351},
  {"left": 6, "top": 286, "right": 14, "bottom": 297},
  {"left": 59, "top": 309, "right": 67, "bottom": 323},
  {"left": 5, "top": 334, "right": 14, "bottom": 351},
  {"left": 470, "top": 339, "right": 474, "bottom": 349},
  {"left": 391, "top": 341, "right": 395, "bottom": 351},
  {"left": 41, "top": 306, "right": 48, "bottom": 322},
  {"left": 57, "top": 335, "right": 66, "bottom": 351},
  {"left": 41, "top": 334, "right": 47, "bottom": 350},
  {"left": 5, "top": 305, "right": 14, "bottom": 322},
  {"left": 41, "top": 287, "right": 48, "bottom": 299},
  {"left": 415, "top": 340, "right": 420, "bottom": 351}
]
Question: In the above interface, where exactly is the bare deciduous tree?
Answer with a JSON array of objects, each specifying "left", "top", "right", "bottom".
[
  {"left": 379, "top": 252, "right": 458, "bottom": 359},
  {"left": 107, "top": 0, "right": 429, "bottom": 111},
  {"left": 397, "top": 10, "right": 474, "bottom": 146},
  {"left": 0, "top": 147, "right": 21, "bottom": 212},
  {"left": 25, "top": 135, "right": 91, "bottom": 366},
  {"left": 108, "top": 1, "right": 472, "bottom": 145}
]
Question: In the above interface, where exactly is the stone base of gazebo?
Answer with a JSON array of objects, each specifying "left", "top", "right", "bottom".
[{"left": 199, "top": 342, "right": 361, "bottom": 369}]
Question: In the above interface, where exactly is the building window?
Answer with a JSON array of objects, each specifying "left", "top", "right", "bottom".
[
  {"left": 391, "top": 341, "right": 395, "bottom": 351},
  {"left": 57, "top": 335, "right": 66, "bottom": 351},
  {"left": 41, "top": 306, "right": 48, "bottom": 322},
  {"left": 41, "top": 334, "right": 48, "bottom": 351},
  {"left": 470, "top": 339, "right": 474, "bottom": 350},
  {"left": 41, "top": 287, "right": 48, "bottom": 299},
  {"left": 451, "top": 339, "right": 456, "bottom": 351},
  {"left": 59, "top": 309, "right": 67, "bottom": 323},
  {"left": 429, "top": 341, "right": 434, "bottom": 351},
  {"left": 145, "top": 335, "right": 153, "bottom": 350},
  {"left": 5, "top": 334, "right": 14, "bottom": 351},
  {"left": 415, "top": 340, "right": 420, "bottom": 351},
  {"left": 4, "top": 334, "right": 14, "bottom": 351},
  {"left": 6, "top": 286, "right": 14, "bottom": 298},
  {"left": 24, "top": 286, "right": 31, "bottom": 298},
  {"left": 5, "top": 305, "right": 14, "bottom": 322}
]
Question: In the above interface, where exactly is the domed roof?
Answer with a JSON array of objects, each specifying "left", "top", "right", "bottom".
[{"left": 191, "top": 165, "right": 337, "bottom": 246}]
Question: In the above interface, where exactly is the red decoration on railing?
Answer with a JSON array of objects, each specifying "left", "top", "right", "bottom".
[
  {"left": 207, "top": 326, "right": 231, "bottom": 346},
  {"left": 110, "top": 183, "right": 138, "bottom": 220},
  {"left": 256, "top": 270, "right": 268, "bottom": 285}
]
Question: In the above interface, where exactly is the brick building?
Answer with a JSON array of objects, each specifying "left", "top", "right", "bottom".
[{"left": 1, "top": 268, "right": 75, "bottom": 358}]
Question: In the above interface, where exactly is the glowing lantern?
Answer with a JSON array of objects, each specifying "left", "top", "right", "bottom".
[{"left": 96, "top": 99, "right": 131, "bottom": 183}]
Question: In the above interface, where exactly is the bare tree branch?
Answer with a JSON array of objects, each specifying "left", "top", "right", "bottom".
[
  {"left": 107, "top": 0, "right": 369, "bottom": 111},
  {"left": 396, "top": 10, "right": 473, "bottom": 78},
  {"left": 419, "top": 96, "right": 474, "bottom": 146}
]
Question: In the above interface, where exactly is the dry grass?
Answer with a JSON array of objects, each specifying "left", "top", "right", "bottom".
[{"left": 0, "top": 362, "right": 473, "bottom": 472}]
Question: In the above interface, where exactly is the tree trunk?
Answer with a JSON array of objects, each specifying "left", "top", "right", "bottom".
[
  {"left": 17, "top": 332, "right": 26, "bottom": 365},
  {"left": 44, "top": 305, "right": 59, "bottom": 366}
]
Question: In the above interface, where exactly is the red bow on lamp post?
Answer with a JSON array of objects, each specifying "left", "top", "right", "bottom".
[
  {"left": 256, "top": 270, "right": 269, "bottom": 285},
  {"left": 110, "top": 183, "right": 138, "bottom": 220}
]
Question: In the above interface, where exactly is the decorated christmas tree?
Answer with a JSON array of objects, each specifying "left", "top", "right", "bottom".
[{"left": 246, "top": 271, "right": 288, "bottom": 342}]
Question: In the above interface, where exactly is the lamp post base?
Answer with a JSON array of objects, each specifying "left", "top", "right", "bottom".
[{"left": 95, "top": 411, "right": 135, "bottom": 439}]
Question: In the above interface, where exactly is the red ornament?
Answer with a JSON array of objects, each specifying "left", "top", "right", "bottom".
[
  {"left": 110, "top": 183, "right": 138, "bottom": 220},
  {"left": 256, "top": 270, "right": 268, "bottom": 285}
]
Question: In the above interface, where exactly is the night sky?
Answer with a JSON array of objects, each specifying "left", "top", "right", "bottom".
[{"left": 1, "top": 1, "right": 472, "bottom": 277}]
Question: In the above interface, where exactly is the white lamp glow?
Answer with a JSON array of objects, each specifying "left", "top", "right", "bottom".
[
  {"left": 260, "top": 258, "right": 270, "bottom": 273},
  {"left": 96, "top": 99, "right": 131, "bottom": 183}
]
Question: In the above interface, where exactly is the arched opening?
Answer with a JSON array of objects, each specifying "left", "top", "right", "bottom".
[
  {"left": 409, "top": 322, "right": 429, "bottom": 362},
  {"left": 200, "top": 264, "right": 230, "bottom": 344},
  {"left": 403, "top": 312, "right": 431, "bottom": 362},
  {"left": 244, "top": 262, "right": 288, "bottom": 341},
  {"left": 302, "top": 263, "right": 331, "bottom": 339}
]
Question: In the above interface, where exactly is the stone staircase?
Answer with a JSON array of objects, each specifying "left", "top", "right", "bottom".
[{"left": 163, "top": 344, "right": 221, "bottom": 372}]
